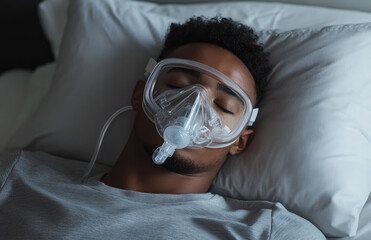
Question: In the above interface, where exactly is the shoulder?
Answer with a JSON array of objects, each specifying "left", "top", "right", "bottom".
[
  {"left": 270, "top": 202, "right": 326, "bottom": 240},
  {"left": 208, "top": 195, "right": 325, "bottom": 239},
  {"left": 0, "top": 150, "right": 109, "bottom": 184}
]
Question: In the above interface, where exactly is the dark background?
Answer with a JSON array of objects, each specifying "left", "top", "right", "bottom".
[{"left": 0, "top": 0, "right": 54, "bottom": 74}]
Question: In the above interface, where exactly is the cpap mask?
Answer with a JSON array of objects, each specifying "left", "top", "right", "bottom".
[
  {"left": 143, "top": 58, "right": 258, "bottom": 165},
  {"left": 81, "top": 58, "right": 258, "bottom": 182}
]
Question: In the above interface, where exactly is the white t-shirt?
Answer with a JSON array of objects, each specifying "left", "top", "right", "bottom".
[{"left": 0, "top": 150, "right": 325, "bottom": 239}]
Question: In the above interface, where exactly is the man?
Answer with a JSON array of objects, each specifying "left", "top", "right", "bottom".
[
  {"left": 0, "top": 17, "right": 325, "bottom": 239},
  {"left": 101, "top": 16, "right": 270, "bottom": 194}
]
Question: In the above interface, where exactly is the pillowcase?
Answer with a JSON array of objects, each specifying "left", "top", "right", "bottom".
[
  {"left": 8, "top": 0, "right": 371, "bottom": 237},
  {"left": 38, "top": 0, "right": 69, "bottom": 58},
  {"left": 0, "top": 63, "right": 55, "bottom": 152},
  {"left": 37, "top": 0, "right": 371, "bottom": 60},
  {"left": 212, "top": 24, "right": 371, "bottom": 237},
  {"left": 0, "top": 69, "right": 31, "bottom": 151}
]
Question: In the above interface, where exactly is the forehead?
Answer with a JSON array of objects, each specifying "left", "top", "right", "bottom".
[{"left": 161, "top": 42, "right": 256, "bottom": 106}]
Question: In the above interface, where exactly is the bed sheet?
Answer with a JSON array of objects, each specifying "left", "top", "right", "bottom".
[
  {"left": 329, "top": 194, "right": 371, "bottom": 240},
  {"left": 355, "top": 194, "right": 371, "bottom": 240}
]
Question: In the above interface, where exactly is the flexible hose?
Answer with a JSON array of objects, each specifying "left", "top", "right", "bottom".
[{"left": 80, "top": 106, "right": 133, "bottom": 183}]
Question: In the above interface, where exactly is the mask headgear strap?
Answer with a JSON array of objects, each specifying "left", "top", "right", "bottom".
[
  {"left": 248, "top": 108, "right": 259, "bottom": 126},
  {"left": 144, "top": 58, "right": 157, "bottom": 80}
]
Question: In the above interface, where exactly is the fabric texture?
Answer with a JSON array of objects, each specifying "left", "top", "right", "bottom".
[
  {"left": 38, "top": 0, "right": 69, "bottom": 58},
  {"left": 7, "top": 0, "right": 371, "bottom": 237},
  {"left": 37, "top": 0, "right": 371, "bottom": 60},
  {"left": 0, "top": 70, "right": 31, "bottom": 151},
  {"left": 0, "top": 63, "right": 55, "bottom": 153},
  {"left": 0, "top": 150, "right": 325, "bottom": 240},
  {"left": 212, "top": 23, "right": 371, "bottom": 237}
]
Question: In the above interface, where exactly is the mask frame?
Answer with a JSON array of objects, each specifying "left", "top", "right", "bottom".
[{"left": 142, "top": 58, "right": 258, "bottom": 149}]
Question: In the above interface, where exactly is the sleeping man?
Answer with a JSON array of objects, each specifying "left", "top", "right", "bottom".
[{"left": 0, "top": 17, "right": 325, "bottom": 239}]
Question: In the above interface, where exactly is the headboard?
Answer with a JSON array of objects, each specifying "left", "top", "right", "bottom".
[{"left": 1, "top": 0, "right": 371, "bottom": 74}]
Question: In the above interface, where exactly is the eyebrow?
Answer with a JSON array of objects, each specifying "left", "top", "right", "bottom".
[
  {"left": 167, "top": 67, "right": 202, "bottom": 79},
  {"left": 217, "top": 83, "right": 244, "bottom": 105}
]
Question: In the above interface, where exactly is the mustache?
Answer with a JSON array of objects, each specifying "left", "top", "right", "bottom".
[{"left": 143, "top": 144, "right": 198, "bottom": 175}]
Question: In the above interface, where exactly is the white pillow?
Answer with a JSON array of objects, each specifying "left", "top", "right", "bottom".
[
  {"left": 0, "top": 69, "right": 31, "bottom": 151},
  {"left": 212, "top": 24, "right": 371, "bottom": 237},
  {"left": 8, "top": 0, "right": 371, "bottom": 237},
  {"left": 37, "top": 0, "right": 371, "bottom": 60},
  {"left": 38, "top": 0, "right": 69, "bottom": 58},
  {"left": 0, "top": 63, "right": 55, "bottom": 152}
]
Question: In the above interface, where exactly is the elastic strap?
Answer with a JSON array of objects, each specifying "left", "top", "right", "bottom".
[
  {"left": 248, "top": 108, "right": 259, "bottom": 126},
  {"left": 144, "top": 58, "right": 157, "bottom": 79}
]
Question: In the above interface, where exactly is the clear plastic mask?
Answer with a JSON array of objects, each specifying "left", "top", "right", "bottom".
[{"left": 142, "top": 58, "right": 257, "bottom": 164}]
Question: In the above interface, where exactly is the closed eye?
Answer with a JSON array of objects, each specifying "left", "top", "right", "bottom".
[
  {"left": 214, "top": 102, "right": 234, "bottom": 115},
  {"left": 166, "top": 83, "right": 234, "bottom": 115},
  {"left": 166, "top": 84, "right": 182, "bottom": 89}
]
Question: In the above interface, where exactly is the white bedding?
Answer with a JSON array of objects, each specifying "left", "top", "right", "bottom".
[
  {"left": 1, "top": 0, "right": 370, "bottom": 239},
  {"left": 2, "top": 64, "right": 370, "bottom": 240},
  {"left": 356, "top": 195, "right": 371, "bottom": 240},
  {"left": 0, "top": 63, "right": 55, "bottom": 152},
  {"left": 0, "top": 69, "right": 31, "bottom": 150},
  {"left": 332, "top": 195, "right": 371, "bottom": 240}
]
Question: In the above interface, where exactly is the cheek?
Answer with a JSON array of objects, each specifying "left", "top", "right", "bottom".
[
  {"left": 206, "top": 148, "right": 230, "bottom": 165},
  {"left": 134, "top": 107, "right": 163, "bottom": 146}
]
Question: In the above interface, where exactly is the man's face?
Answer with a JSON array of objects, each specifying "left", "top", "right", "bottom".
[{"left": 132, "top": 43, "right": 256, "bottom": 175}]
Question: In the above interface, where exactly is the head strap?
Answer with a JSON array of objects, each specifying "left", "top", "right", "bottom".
[
  {"left": 248, "top": 108, "right": 259, "bottom": 126},
  {"left": 144, "top": 58, "right": 157, "bottom": 79}
]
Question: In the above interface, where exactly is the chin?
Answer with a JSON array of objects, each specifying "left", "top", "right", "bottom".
[
  {"left": 143, "top": 144, "right": 199, "bottom": 175},
  {"left": 161, "top": 153, "right": 198, "bottom": 175}
]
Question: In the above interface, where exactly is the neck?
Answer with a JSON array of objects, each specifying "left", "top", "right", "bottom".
[{"left": 101, "top": 130, "right": 216, "bottom": 194}]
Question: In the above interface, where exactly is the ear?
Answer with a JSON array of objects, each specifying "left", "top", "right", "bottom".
[
  {"left": 229, "top": 129, "right": 255, "bottom": 155},
  {"left": 131, "top": 80, "right": 146, "bottom": 112}
]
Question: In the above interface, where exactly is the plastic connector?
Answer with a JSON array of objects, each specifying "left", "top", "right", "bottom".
[{"left": 152, "top": 125, "right": 191, "bottom": 165}]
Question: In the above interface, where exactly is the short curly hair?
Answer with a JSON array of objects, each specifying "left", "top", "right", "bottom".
[{"left": 158, "top": 16, "right": 272, "bottom": 106}]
